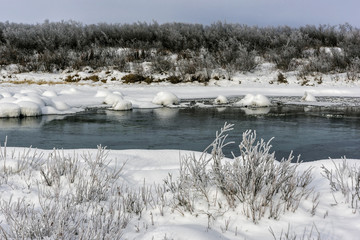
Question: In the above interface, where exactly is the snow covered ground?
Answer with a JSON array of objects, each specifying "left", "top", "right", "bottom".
[
  {"left": 0, "top": 145, "right": 359, "bottom": 240},
  {"left": 1, "top": 66, "right": 360, "bottom": 239}
]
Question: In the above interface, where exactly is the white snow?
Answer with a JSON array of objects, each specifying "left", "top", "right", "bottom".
[
  {"left": 112, "top": 99, "right": 133, "bottom": 110},
  {"left": 0, "top": 69, "right": 360, "bottom": 239},
  {"left": 103, "top": 92, "right": 124, "bottom": 106},
  {"left": 235, "top": 94, "right": 271, "bottom": 107},
  {"left": 17, "top": 101, "right": 42, "bottom": 116},
  {"left": 42, "top": 90, "right": 58, "bottom": 97},
  {"left": 152, "top": 91, "right": 180, "bottom": 106},
  {"left": 214, "top": 95, "right": 228, "bottom": 104},
  {"left": 0, "top": 146, "right": 359, "bottom": 240},
  {"left": 0, "top": 65, "right": 360, "bottom": 239},
  {"left": 301, "top": 91, "right": 317, "bottom": 102},
  {"left": 0, "top": 103, "right": 20, "bottom": 117}
]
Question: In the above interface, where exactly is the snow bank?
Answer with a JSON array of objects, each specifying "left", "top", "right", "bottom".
[
  {"left": 0, "top": 89, "right": 83, "bottom": 118},
  {"left": 0, "top": 103, "right": 21, "bottom": 117},
  {"left": 152, "top": 91, "right": 180, "bottom": 106},
  {"left": 17, "top": 101, "right": 42, "bottom": 116},
  {"left": 214, "top": 95, "right": 228, "bottom": 104},
  {"left": 235, "top": 94, "right": 271, "bottom": 107},
  {"left": 1, "top": 146, "right": 360, "bottom": 240}
]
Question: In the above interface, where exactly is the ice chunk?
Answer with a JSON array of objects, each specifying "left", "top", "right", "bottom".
[{"left": 152, "top": 91, "right": 180, "bottom": 106}]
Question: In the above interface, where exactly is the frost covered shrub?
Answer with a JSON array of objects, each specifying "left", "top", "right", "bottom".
[
  {"left": 0, "top": 145, "right": 149, "bottom": 239},
  {"left": 322, "top": 158, "right": 360, "bottom": 210},
  {"left": 166, "top": 123, "right": 314, "bottom": 223},
  {"left": 151, "top": 55, "right": 175, "bottom": 74}
]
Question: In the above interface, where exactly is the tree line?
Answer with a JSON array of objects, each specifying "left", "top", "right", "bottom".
[{"left": 0, "top": 20, "right": 359, "bottom": 78}]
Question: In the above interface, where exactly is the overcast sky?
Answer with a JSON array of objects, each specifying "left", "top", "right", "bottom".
[{"left": 1, "top": 0, "right": 359, "bottom": 27}]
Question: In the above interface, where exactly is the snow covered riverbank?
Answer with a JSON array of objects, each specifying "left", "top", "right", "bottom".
[
  {"left": 1, "top": 82, "right": 360, "bottom": 118},
  {"left": 0, "top": 143, "right": 359, "bottom": 239}
]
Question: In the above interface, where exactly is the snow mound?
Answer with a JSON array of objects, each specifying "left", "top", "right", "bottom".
[
  {"left": 17, "top": 101, "right": 42, "bottom": 116},
  {"left": 214, "top": 95, "right": 228, "bottom": 104},
  {"left": 0, "top": 97, "right": 17, "bottom": 103},
  {"left": 0, "top": 103, "right": 21, "bottom": 118},
  {"left": 0, "top": 92, "right": 12, "bottom": 98},
  {"left": 113, "top": 99, "right": 133, "bottom": 111},
  {"left": 95, "top": 90, "right": 111, "bottom": 98},
  {"left": 152, "top": 91, "right": 180, "bottom": 106},
  {"left": 51, "top": 100, "right": 71, "bottom": 111},
  {"left": 104, "top": 93, "right": 124, "bottom": 106},
  {"left": 15, "top": 96, "right": 46, "bottom": 107},
  {"left": 60, "top": 88, "right": 80, "bottom": 95},
  {"left": 301, "top": 91, "right": 317, "bottom": 102},
  {"left": 235, "top": 94, "right": 271, "bottom": 107},
  {"left": 42, "top": 90, "right": 58, "bottom": 97}
]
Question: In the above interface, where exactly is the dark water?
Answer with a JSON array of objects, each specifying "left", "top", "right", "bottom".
[{"left": 1, "top": 105, "right": 360, "bottom": 162}]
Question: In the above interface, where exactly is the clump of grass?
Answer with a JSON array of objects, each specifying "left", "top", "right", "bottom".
[
  {"left": 64, "top": 75, "right": 81, "bottom": 83},
  {"left": 165, "top": 75, "right": 181, "bottom": 84},
  {"left": 4, "top": 79, "right": 63, "bottom": 85},
  {"left": 83, "top": 75, "right": 100, "bottom": 82},
  {"left": 277, "top": 72, "right": 288, "bottom": 84},
  {"left": 121, "top": 74, "right": 153, "bottom": 84}
]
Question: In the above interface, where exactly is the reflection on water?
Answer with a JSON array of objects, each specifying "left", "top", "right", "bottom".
[
  {"left": 0, "top": 106, "right": 360, "bottom": 162},
  {"left": 241, "top": 107, "right": 271, "bottom": 115},
  {"left": 0, "top": 115, "right": 67, "bottom": 130}
]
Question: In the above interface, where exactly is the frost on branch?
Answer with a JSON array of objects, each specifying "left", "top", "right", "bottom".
[{"left": 166, "top": 123, "right": 314, "bottom": 223}]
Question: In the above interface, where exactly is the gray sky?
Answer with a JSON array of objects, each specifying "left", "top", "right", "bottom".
[{"left": 1, "top": 0, "right": 359, "bottom": 27}]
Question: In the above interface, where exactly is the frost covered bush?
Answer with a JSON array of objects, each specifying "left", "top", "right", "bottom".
[
  {"left": 322, "top": 158, "right": 360, "bottom": 210},
  {"left": 166, "top": 123, "right": 314, "bottom": 223},
  {"left": 0, "top": 144, "right": 151, "bottom": 239}
]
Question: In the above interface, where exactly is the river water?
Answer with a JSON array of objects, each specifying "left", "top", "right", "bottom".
[{"left": 1, "top": 102, "right": 359, "bottom": 162}]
